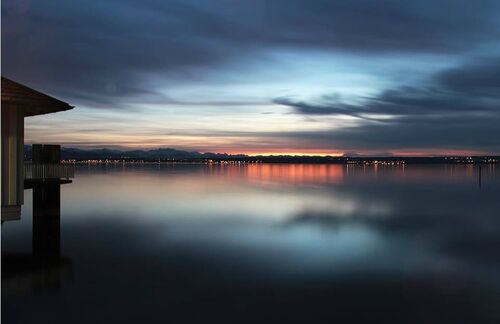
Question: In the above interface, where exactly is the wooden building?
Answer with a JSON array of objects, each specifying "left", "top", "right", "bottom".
[{"left": 1, "top": 77, "right": 74, "bottom": 220}]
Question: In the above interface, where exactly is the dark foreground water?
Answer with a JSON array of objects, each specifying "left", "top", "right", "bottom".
[{"left": 2, "top": 164, "right": 500, "bottom": 323}]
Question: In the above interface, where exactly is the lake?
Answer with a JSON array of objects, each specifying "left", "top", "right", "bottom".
[{"left": 2, "top": 164, "right": 500, "bottom": 323}]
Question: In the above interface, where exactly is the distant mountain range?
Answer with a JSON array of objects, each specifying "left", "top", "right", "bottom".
[
  {"left": 23, "top": 145, "right": 500, "bottom": 164},
  {"left": 24, "top": 145, "right": 247, "bottom": 160}
]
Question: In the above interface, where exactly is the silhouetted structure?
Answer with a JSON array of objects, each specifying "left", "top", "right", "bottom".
[
  {"left": 27, "top": 145, "right": 72, "bottom": 260},
  {"left": 33, "top": 144, "right": 61, "bottom": 164},
  {"left": 2, "top": 184, "right": 72, "bottom": 295},
  {"left": 1, "top": 77, "right": 74, "bottom": 220},
  {"left": 33, "top": 181, "right": 61, "bottom": 260},
  {"left": 3, "top": 145, "right": 73, "bottom": 296}
]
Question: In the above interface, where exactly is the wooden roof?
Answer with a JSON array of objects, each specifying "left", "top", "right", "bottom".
[{"left": 1, "top": 77, "right": 74, "bottom": 117}]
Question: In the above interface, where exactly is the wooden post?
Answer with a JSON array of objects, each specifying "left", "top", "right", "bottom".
[
  {"left": 32, "top": 182, "right": 61, "bottom": 260},
  {"left": 1, "top": 106, "right": 24, "bottom": 220}
]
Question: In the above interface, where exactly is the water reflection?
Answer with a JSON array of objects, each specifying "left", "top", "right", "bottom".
[
  {"left": 2, "top": 164, "right": 500, "bottom": 323},
  {"left": 2, "top": 181, "right": 73, "bottom": 298}
]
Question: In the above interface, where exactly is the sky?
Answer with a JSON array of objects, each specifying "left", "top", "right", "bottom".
[{"left": 2, "top": 0, "right": 500, "bottom": 156}]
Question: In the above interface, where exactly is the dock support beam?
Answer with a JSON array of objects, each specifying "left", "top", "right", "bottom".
[{"left": 32, "top": 182, "right": 61, "bottom": 261}]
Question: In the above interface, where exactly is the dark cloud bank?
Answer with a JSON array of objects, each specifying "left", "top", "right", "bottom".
[{"left": 3, "top": 0, "right": 499, "bottom": 104}]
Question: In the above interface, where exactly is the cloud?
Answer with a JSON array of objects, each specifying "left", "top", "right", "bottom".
[
  {"left": 273, "top": 97, "right": 380, "bottom": 121},
  {"left": 2, "top": 0, "right": 500, "bottom": 108},
  {"left": 4, "top": 0, "right": 500, "bottom": 153},
  {"left": 272, "top": 58, "right": 500, "bottom": 153},
  {"left": 438, "top": 58, "right": 500, "bottom": 96}
]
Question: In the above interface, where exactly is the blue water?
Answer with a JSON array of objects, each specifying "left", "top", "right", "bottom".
[{"left": 2, "top": 164, "right": 500, "bottom": 323}]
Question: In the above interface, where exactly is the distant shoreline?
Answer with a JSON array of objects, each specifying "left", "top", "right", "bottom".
[
  {"left": 23, "top": 145, "right": 499, "bottom": 164},
  {"left": 57, "top": 156, "right": 500, "bottom": 165}
]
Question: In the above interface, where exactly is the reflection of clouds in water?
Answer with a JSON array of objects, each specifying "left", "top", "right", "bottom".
[
  {"left": 4, "top": 164, "right": 500, "bottom": 323},
  {"left": 297, "top": 193, "right": 393, "bottom": 219},
  {"left": 62, "top": 165, "right": 500, "bottom": 283},
  {"left": 161, "top": 222, "right": 387, "bottom": 272},
  {"left": 287, "top": 204, "right": 500, "bottom": 289},
  {"left": 61, "top": 165, "right": 500, "bottom": 285},
  {"left": 64, "top": 174, "right": 393, "bottom": 223}
]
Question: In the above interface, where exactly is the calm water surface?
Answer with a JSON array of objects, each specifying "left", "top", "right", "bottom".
[{"left": 2, "top": 164, "right": 500, "bottom": 323}]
